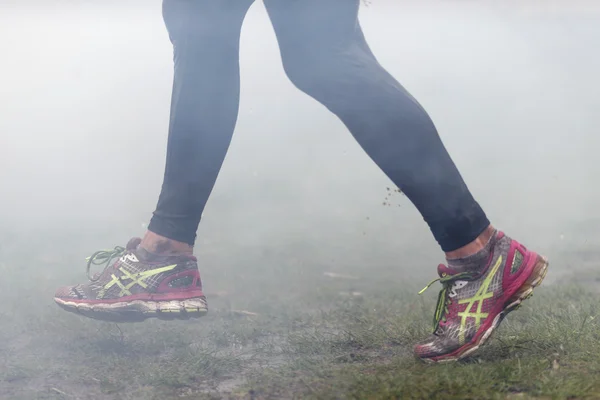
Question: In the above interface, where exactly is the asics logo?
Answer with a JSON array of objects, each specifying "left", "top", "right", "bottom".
[
  {"left": 449, "top": 281, "right": 468, "bottom": 297},
  {"left": 456, "top": 256, "right": 503, "bottom": 345},
  {"left": 121, "top": 253, "right": 139, "bottom": 263},
  {"left": 97, "top": 263, "right": 177, "bottom": 299}
]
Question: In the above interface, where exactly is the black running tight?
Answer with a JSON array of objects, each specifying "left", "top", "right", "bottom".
[{"left": 148, "top": 0, "right": 490, "bottom": 252}]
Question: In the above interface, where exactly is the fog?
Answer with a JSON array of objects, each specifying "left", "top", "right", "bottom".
[
  {"left": 1, "top": 0, "right": 600, "bottom": 397},
  {"left": 0, "top": 0, "right": 599, "bottom": 280}
]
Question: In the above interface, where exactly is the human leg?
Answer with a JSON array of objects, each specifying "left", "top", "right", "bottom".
[
  {"left": 147, "top": 0, "right": 255, "bottom": 250},
  {"left": 264, "top": 0, "right": 489, "bottom": 253},
  {"left": 54, "top": 0, "right": 255, "bottom": 321},
  {"left": 264, "top": 0, "right": 548, "bottom": 362}
]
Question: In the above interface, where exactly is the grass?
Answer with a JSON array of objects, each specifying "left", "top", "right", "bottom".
[
  {"left": 244, "top": 286, "right": 600, "bottom": 399},
  {"left": 1, "top": 227, "right": 600, "bottom": 399}
]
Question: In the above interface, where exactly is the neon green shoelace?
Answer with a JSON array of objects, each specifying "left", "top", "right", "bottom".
[
  {"left": 85, "top": 246, "right": 126, "bottom": 281},
  {"left": 418, "top": 272, "right": 475, "bottom": 332}
]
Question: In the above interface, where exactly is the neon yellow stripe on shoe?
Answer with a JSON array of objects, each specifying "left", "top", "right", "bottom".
[
  {"left": 98, "top": 264, "right": 178, "bottom": 299},
  {"left": 457, "top": 256, "right": 503, "bottom": 345}
]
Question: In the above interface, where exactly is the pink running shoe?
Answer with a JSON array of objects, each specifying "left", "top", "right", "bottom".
[
  {"left": 54, "top": 238, "right": 208, "bottom": 322},
  {"left": 414, "top": 231, "right": 549, "bottom": 363}
]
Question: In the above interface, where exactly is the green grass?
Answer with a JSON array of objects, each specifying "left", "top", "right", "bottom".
[
  {"left": 243, "top": 285, "right": 600, "bottom": 399},
  {"left": 1, "top": 231, "right": 600, "bottom": 399}
]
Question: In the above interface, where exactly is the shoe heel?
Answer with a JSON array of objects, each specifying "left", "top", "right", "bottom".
[
  {"left": 150, "top": 297, "right": 208, "bottom": 320},
  {"left": 505, "top": 255, "right": 549, "bottom": 311}
]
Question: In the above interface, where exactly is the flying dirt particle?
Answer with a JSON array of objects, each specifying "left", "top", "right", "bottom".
[{"left": 382, "top": 186, "right": 404, "bottom": 207}]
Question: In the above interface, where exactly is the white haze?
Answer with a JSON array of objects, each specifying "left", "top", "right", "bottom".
[{"left": 1, "top": 0, "right": 599, "bottom": 280}]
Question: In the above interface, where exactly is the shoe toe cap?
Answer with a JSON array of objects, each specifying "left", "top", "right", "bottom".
[{"left": 54, "top": 285, "right": 84, "bottom": 300}]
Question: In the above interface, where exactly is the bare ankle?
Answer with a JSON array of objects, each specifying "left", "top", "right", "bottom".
[
  {"left": 445, "top": 225, "right": 496, "bottom": 259},
  {"left": 140, "top": 231, "right": 193, "bottom": 255}
]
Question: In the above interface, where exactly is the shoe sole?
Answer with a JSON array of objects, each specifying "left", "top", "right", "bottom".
[
  {"left": 423, "top": 254, "right": 549, "bottom": 364},
  {"left": 54, "top": 297, "right": 208, "bottom": 323}
]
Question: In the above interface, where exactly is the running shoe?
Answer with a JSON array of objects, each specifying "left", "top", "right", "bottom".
[
  {"left": 414, "top": 231, "right": 549, "bottom": 363},
  {"left": 54, "top": 238, "right": 208, "bottom": 322}
]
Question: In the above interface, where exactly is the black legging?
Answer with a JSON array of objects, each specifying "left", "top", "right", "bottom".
[{"left": 148, "top": 0, "right": 490, "bottom": 252}]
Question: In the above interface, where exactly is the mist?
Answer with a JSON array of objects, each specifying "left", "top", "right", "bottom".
[
  {"left": 1, "top": 0, "right": 599, "bottom": 398},
  {"left": 2, "top": 1, "right": 599, "bottom": 245}
]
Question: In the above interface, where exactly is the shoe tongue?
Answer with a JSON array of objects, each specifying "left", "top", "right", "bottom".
[{"left": 437, "top": 263, "right": 460, "bottom": 278}]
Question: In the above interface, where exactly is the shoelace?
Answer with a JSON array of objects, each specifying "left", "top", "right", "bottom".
[
  {"left": 86, "top": 246, "right": 126, "bottom": 281},
  {"left": 418, "top": 271, "right": 475, "bottom": 333}
]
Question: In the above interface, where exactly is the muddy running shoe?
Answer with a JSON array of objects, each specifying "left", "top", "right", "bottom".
[
  {"left": 54, "top": 238, "right": 207, "bottom": 322},
  {"left": 414, "top": 231, "right": 549, "bottom": 363}
]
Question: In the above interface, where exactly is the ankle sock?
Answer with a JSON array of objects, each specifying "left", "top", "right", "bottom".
[{"left": 446, "top": 229, "right": 498, "bottom": 272}]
